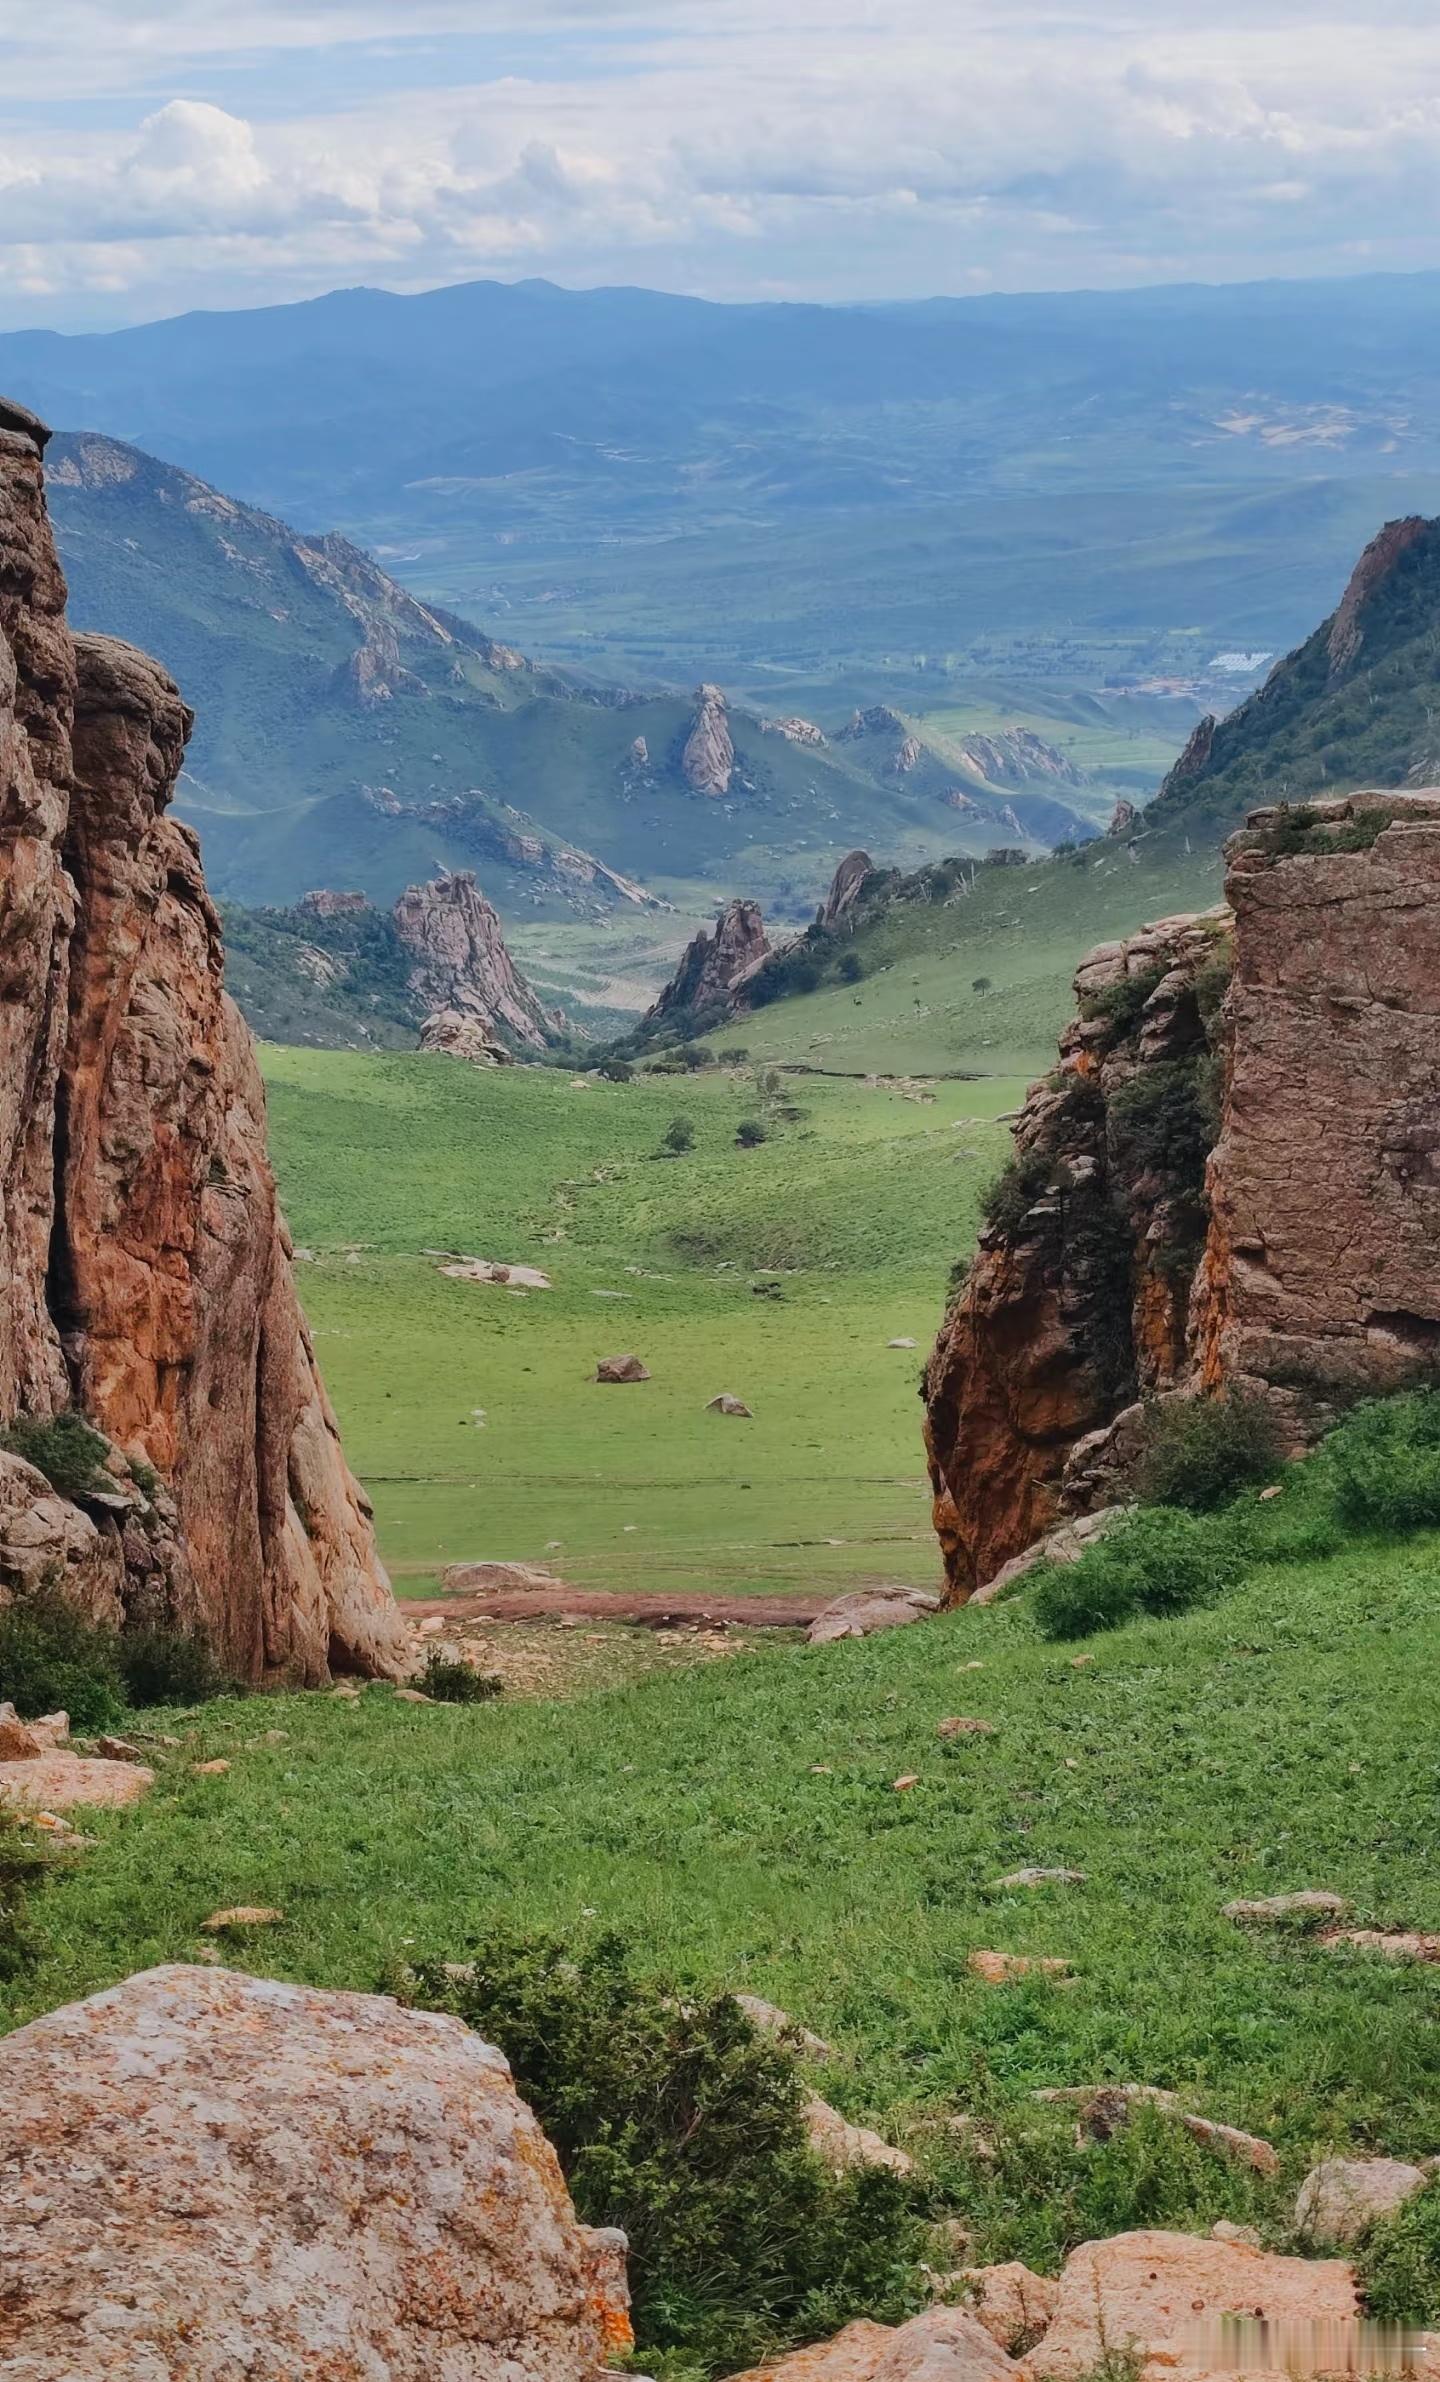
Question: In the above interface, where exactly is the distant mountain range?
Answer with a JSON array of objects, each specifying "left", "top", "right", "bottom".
[
  {"left": 45, "top": 430, "right": 1103, "bottom": 917},
  {"left": 16, "top": 272, "right": 1440, "bottom": 688}
]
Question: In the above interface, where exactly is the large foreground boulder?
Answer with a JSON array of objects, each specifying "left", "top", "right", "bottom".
[
  {"left": 0, "top": 1964, "right": 632, "bottom": 2380},
  {"left": 1022, "top": 2227, "right": 1357, "bottom": 2380},
  {"left": 724, "top": 2306, "right": 1017, "bottom": 2380}
]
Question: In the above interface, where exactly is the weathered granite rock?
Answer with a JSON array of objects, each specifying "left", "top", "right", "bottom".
[
  {"left": 393, "top": 868, "right": 554, "bottom": 1051},
  {"left": 1107, "top": 799, "right": 1139, "bottom": 837},
  {"left": 0, "top": 405, "right": 407, "bottom": 1685},
  {"left": 0, "top": 1749, "right": 154, "bottom": 1809},
  {"left": 802, "top": 2092, "right": 915, "bottom": 2176},
  {"left": 763, "top": 715, "right": 827, "bottom": 747},
  {"left": 724, "top": 2308, "right": 1017, "bottom": 2381},
  {"left": 820, "top": 849, "right": 879, "bottom": 929},
  {"left": 924, "top": 910, "right": 1230, "bottom": 1598},
  {"left": 961, "top": 2263, "right": 1060, "bottom": 2353},
  {"left": 969, "top": 1507, "right": 1130, "bottom": 1607},
  {"left": 644, "top": 897, "right": 770, "bottom": 1029},
  {"left": 1023, "top": 2228, "right": 1357, "bottom": 2381},
  {"left": 683, "top": 682, "right": 735, "bottom": 795},
  {"left": 0, "top": 1964, "right": 632, "bottom": 2380},
  {"left": 1295, "top": 2156, "right": 1428, "bottom": 2246},
  {"left": 298, "top": 886, "right": 369, "bottom": 918},
  {"left": 807, "top": 1585, "right": 940, "bottom": 1644},
  {"left": 596, "top": 1353, "right": 651, "bottom": 1383},
  {"left": 419, "top": 1006, "right": 514, "bottom": 1065}
]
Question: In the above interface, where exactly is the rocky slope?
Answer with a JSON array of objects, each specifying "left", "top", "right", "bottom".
[
  {"left": 925, "top": 788, "right": 1440, "bottom": 1597},
  {"left": 0, "top": 404, "right": 406, "bottom": 1681},
  {"left": 1146, "top": 515, "right": 1440, "bottom": 840}
]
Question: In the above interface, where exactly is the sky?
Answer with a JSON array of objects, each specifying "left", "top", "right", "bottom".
[{"left": 4, "top": 1, "right": 1440, "bottom": 330}]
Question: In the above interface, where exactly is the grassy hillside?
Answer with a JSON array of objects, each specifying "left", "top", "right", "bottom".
[
  {"left": 10, "top": 1511, "right": 1440, "bottom": 2297},
  {"left": 259, "top": 1048, "right": 1018, "bottom": 1597}
]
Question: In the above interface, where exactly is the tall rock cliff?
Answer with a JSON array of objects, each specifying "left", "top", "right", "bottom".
[
  {"left": 391, "top": 868, "right": 558, "bottom": 1053},
  {"left": 681, "top": 684, "right": 735, "bottom": 797},
  {"left": 925, "top": 788, "right": 1440, "bottom": 1599},
  {"left": 642, "top": 899, "right": 770, "bottom": 1033},
  {"left": 0, "top": 405, "right": 407, "bottom": 1682}
]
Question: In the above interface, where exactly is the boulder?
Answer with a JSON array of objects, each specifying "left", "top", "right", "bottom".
[
  {"left": 596, "top": 1354, "right": 651, "bottom": 1383},
  {"left": 802, "top": 2092, "right": 914, "bottom": 2176},
  {"left": 1295, "top": 2156, "right": 1429, "bottom": 2246},
  {"left": 0, "top": 1699, "right": 43, "bottom": 1760},
  {"left": 441, "top": 1559, "right": 566, "bottom": 1595},
  {"left": 1022, "top": 2228, "right": 1357, "bottom": 2381},
  {"left": 961, "top": 2262, "right": 1060, "bottom": 2352},
  {"left": 723, "top": 2307, "right": 1017, "bottom": 2381},
  {"left": 707, "top": 1394, "right": 755, "bottom": 1418},
  {"left": 440, "top": 1257, "right": 553, "bottom": 1289},
  {"left": 991, "top": 1869, "right": 1085, "bottom": 1891},
  {"left": 807, "top": 1586, "right": 940, "bottom": 1645},
  {"left": 967, "top": 1952, "right": 1070, "bottom": 1986},
  {"left": 419, "top": 1009, "right": 513, "bottom": 1066},
  {"left": 733, "top": 1993, "right": 832, "bottom": 2060},
  {"left": 1223, "top": 1890, "right": 1350, "bottom": 1926},
  {"left": 1035, "top": 2086, "right": 1277, "bottom": 2175},
  {"left": 937, "top": 1716, "right": 995, "bottom": 1739},
  {"left": 0, "top": 1751, "right": 153, "bottom": 1810},
  {"left": 1319, "top": 1926, "right": 1440, "bottom": 1963},
  {"left": 0, "top": 1964, "right": 631, "bottom": 2379}
]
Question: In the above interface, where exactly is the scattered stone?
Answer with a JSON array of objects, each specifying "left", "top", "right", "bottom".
[
  {"left": 0, "top": 1963, "right": 632, "bottom": 2378},
  {"left": 722, "top": 2306, "right": 1016, "bottom": 2380},
  {"left": 393, "top": 1687, "right": 435, "bottom": 1705},
  {"left": 991, "top": 1868, "right": 1086, "bottom": 1890},
  {"left": 1320, "top": 1927, "right": 1440, "bottom": 1964},
  {"left": 706, "top": 1394, "right": 755, "bottom": 1417},
  {"left": 968, "top": 1951, "right": 1071, "bottom": 1986},
  {"left": 1295, "top": 2156, "right": 1429, "bottom": 2246},
  {"left": 94, "top": 1734, "right": 149, "bottom": 1763},
  {"left": 1223, "top": 1890, "right": 1350, "bottom": 1926},
  {"left": 733, "top": 1993, "right": 832, "bottom": 2060},
  {"left": 888, "top": 1338, "right": 918, "bottom": 1350},
  {"left": 802, "top": 2092, "right": 915, "bottom": 2177},
  {"left": 596, "top": 1354, "right": 651, "bottom": 1383},
  {"left": 938, "top": 1716, "right": 995, "bottom": 1739},
  {"left": 1259, "top": 1483, "right": 1284, "bottom": 1500},
  {"left": 807, "top": 1586, "right": 940, "bottom": 1645},
  {"left": 329, "top": 1681, "right": 362, "bottom": 1700},
  {"left": 1023, "top": 2227, "right": 1357, "bottom": 2381},
  {"left": 202, "top": 1907, "right": 285, "bottom": 1933},
  {"left": 961, "top": 2260, "right": 1060, "bottom": 2352},
  {"left": 1035, "top": 2086, "right": 1277, "bottom": 2174},
  {"left": 27, "top": 1711, "right": 69, "bottom": 1750},
  {"left": 419, "top": 1615, "right": 446, "bottom": 1635},
  {"left": 193, "top": 1758, "right": 231, "bottom": 1776},
  {"left": 441, "top": 1257, "right": 553, "bottom": 1289},
  {"left": 893, "top": 1774, "right": 921, "bottom": 1792},
  {"left": 441, "top": 1559, "right": 568, "bottom": 1595},
  {"left": 0, "top": 1701, "right": 43, "bottom": 1761},
  {"left": 0, "top": 1752, "right": 154, "bottom": 1811},
  {"left": 1211, "top": 2220, "right": 1262, "bottom": 2247}
]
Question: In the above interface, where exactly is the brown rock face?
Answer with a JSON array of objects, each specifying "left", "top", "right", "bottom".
[
  {"left": 820, "top": 850, "right": 879, "bottom": 928},
  {"left": 927, "top": 787, "right": 1440, "bottom": 1600},
  {"left": 0, "top": 1963, "right": 632, "bottom": 2380},
  {"left": 1326, "top": 517, "right": 1430, "bottom": 678},
  {"left": 683, "top": 681, "right": 735, "bottom": 796},
  {"left": 392, "top": 867, "right": 555, "bottom": 1052},
  {"left": 644, "top": 897, "right": 770, "bottom": 1029},
  {"left": 0, "top": 408, "right": 405, "bottom": 1683},
  {"left": 924, "top": 910, "right": 1230, "bottom": 1598}
]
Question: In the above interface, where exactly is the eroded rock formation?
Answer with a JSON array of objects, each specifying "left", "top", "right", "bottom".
[
  {"left": 392, "top": 867, "right": 557, "bottom": 1053},
  {"left": 682, "top": 682, "right": 735, "bottom": 796},
  {"left": 926, "top": 788, "right": 1440, "bottom": 1598},
  {"left": 0, "top": 405, "right": 406, "bottom": 1681},
  {"left": 0, "top": 1963, "right": 632, "bottom": 2380},
  {"left": 819, "top": 849, "right": 879, "bottom": 929},
  {"left": 643, "top": 898, "right": 770, "bottom": 1031}
]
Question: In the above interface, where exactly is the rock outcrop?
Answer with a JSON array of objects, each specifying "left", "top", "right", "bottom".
[
  {"left": 643, "top": 898, "right": 770, "bottom": 1030},
  {"left": 926, "top": 788, "right": 1440, "bottom": 1598},
  {"left": 418, "top": 1008, "right": 514, "bottom": 1066},
  {"left": 298, "top": 886, "right": 369, "bottom": 918},
  {"left": 819, "top": 850, "right": 879, "bottom": 928},
  {"left": 951, "top": 730, "right": 1084, "bottom": 790},
  {"left": 392, "top": 867, "right": 556, "bottom": 1053},
  {"left": 763, "top": 715, "right": 827, "bottom": 747},
  {"left": 837, "top": 704, "right": 906, "bottom": 742},
  {"left": 0, "top": 403, "right": 406, "bottom": 1682},
  {"left": 682, "top": 682, "right": 735, "bottom": 796},
  {"left": 0, "top": 1964, "right": 632, "bottom": 2380}
]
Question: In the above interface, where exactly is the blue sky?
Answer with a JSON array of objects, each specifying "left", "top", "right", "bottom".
[{"left": 4, "top": 1, "right": 1440, "bottom": 328}]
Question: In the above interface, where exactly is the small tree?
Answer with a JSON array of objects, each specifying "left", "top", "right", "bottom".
[
  {"left": 736, "top": 1119, "right": 768, "bottom": 1148},
  {"left": 971, "top": 976, "right": 992, "bottom": 997},
  {"left": 838, "top": 951, "right": 864, "bottom": 984},
  {"left": 662, "top": 1117, "right": 695, "bottom": 1155},
  {"left": 597, "top": 1056, "right": 634, "bottom": 1084}
]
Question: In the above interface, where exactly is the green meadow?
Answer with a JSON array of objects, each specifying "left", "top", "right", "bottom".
[{"left": 261, "top": 1048, "right": 1019, "bottom": 1599}]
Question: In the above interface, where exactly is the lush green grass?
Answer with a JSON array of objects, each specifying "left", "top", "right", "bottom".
[
  {"left": 738, "top": 842, "right": 1221, "bottom": 1078},
  {"left": 261, "top": 1047, "right": 1017, "bottom": 1596},
  {"left": 10, "top": 1536, "right": 1440, "bottom": 2259}
]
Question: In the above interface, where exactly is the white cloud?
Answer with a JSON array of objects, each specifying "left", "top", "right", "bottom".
[{"left": 3, "top": 3, "right": 1440, "bottom": 322}]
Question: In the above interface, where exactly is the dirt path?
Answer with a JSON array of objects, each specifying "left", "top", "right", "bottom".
[{"left": 405, "top": 1586, "right": 825, "bottom": 1630}]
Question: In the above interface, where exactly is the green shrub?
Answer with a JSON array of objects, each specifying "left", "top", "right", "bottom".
[
  {"left": 415, "top": 1652, "right": 502, "bottom": 1704},
  {"left": 0, "top": 1811, "right": 47, "bottom": 1983},
  {"left": 716, "top": 1047, "right": 750, "bottom": 1065},
  {"left": 1328, "top": 1390, "right": 1440, "bottom": 1533},
  {"left": 407, "top": 1930, "right": 925, "bottom": 2374},
  {"left": 662, "top": 1117, "right": 696, "bottom": 1156},
  {"left": 0, "top": 1411, "right": 111, "bottom": 1502},
  {"left": 1357, "top": 2181, "right": 1440, "bottom": 2322},
  {"left": 1136, "top": 1392, "right": 1286, "bottom": 1513},
  {"left": 1107, "top": 1061, "right": 1215, "bottom": 1186},
  {"left": 838, "top": 952, "right": 864, "bottom": 984},
  {"left": 736, "top": 1119, "right": 768, "bottom": 1148},
  {"left": 981, "top": 1149, "right": 1053, "bottom": 1238},
  {"left": 118, "top": 1624, "right": 233, "bottom": 1708},
  {"left": 1032, "top": 1508, "right": 1252, "bottom": 1641},
  {"left": 0, "top": 1587, "right": 127, "bottom": 1731},
  {"left": 598, "top": 1057, "right": 634, "bottom": 1083},
  {"left": 1079, "top": 963, "right": 1167, "bottom": 1036}
]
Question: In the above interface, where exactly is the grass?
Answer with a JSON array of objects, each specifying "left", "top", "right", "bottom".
[
  {"left": 9, "top": 1535, "right": 1440, "bottom": 2251},
  {"left": 259, "top": 1047, "right": 1017, "bottom": 1597}
]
